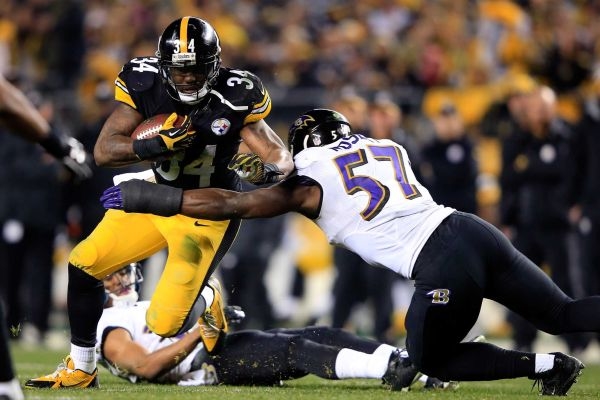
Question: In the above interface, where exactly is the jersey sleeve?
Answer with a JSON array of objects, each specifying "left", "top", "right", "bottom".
[
  {"left": 114, "top": 57, "right": 163, "bottom": 115},
  {"left": 242, "top": 74, "right": 272, "bottom": 125},
  {"left": 213, "top": 69, "right": 272, "bottom": 125}
]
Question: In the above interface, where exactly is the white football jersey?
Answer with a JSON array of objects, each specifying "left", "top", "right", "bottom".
[
  {"left": 294, "top": 135, "right": 454, "bottom": 278},
  {"left": 96, "top": 301, "right": 212, "bottom": 384}
]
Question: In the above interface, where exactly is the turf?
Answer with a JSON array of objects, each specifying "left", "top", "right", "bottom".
[{"left": 12, "top": 344, "right": 600, "bottom": 399}]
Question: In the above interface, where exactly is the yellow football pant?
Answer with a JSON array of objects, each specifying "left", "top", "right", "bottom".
[{"left": 69, "top": 209, "right": 239, "bottom": 337}]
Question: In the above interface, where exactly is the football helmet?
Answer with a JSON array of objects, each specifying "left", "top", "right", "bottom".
[
  {"left": 288, "top": 108, "right": 352, "bottom": 156},
  {"left": 103, "top": 263, "right": 144, "bottom": 308},
  {"left": 156, "top": 16, "right": 221, "bottom": 105}
]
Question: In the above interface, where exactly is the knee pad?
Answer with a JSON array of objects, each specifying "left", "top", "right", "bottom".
[
  {"left": 68, "top": 239, "right": 101, "bottom": 277},
  {"left": 146, "top": 293, "right": 206, "bottom": 337}
]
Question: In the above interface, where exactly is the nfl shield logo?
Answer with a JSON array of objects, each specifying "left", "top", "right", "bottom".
[{"left": 211, "top": 118, "right": 231, "bottom": 136}]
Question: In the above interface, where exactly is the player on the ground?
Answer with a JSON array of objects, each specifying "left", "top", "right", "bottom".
[
  {"left": 25, "top": 16, "right": 293, "bottom": 390},
  {"left": 96, "top": 264, "right": 450, "bottom": 390},
  {"left": 103, "top": 108, "right": 595, "bottom": 395}
]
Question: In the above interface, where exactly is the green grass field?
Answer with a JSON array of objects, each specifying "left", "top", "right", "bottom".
[{"left": 11, "top": 343, "right": 600, "bottom": 400}]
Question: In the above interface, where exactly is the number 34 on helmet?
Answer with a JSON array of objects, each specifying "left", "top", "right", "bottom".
[{"left": 156, "top": 16, "right": 222, "bottom": 106}]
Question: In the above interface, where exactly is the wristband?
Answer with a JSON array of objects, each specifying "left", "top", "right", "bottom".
[
  {"left": 120, "top": 180, "right": 183, "bottom": 216},
  {"left": 39, "top": 128, "right": 67, "bottom": 158},
  {"left": 263, "top": 163, "right": 284, "bottom": 183},
  {"left": 132, "top": 137, "right": 167, "bottom": 160}
]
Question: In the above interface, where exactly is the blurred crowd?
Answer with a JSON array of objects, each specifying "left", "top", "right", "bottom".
[{"left": 1, "top": 0, "right": 600, "bottom": 360}]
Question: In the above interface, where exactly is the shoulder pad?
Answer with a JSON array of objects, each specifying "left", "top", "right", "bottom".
[
  {"left": 294, "top": 147, "right": 326, "bottom": 170},
  {"left": 117, "top": 57, "right": 161, "bottom": 93},
  {"left": 210, "top": 68, "right": 271, "bottom": 122}
]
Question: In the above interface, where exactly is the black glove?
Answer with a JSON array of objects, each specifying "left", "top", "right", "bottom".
[
  {"left": 227, "top": 153, "right": 283, "bottom": 185},
  {"left": 224, "top": 305, "right": 246, "bottom": 326},
  {"left": 100, "top": 180, "right": 183, "bottom": 217},
  {"left": 133, "top": 112, "right": 197, "bottom": 160},
  {"left": 39, "top": 129, "right": 93, "bottom": 180}
]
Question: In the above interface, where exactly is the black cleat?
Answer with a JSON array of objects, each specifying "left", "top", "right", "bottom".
[
  {"left": 423, "top": 376, "right": 460, "bottom": 390},
  {"left": 531, "top": 352, "right": 585, "bottom": 396},
  {"left": 382, "top": 349, "right": 420, "bottom": 391}
]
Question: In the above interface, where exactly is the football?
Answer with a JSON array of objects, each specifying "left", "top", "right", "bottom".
[{"left": 131, "top": 113, "right": 184, "bottom": 140}]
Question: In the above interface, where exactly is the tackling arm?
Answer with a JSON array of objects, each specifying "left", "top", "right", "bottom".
[
  {"left": 100, "top": 177, "right": 322, "bottom": 219},
  {"left": 102, "top": 327, "right": 203, "bottom": 381}
]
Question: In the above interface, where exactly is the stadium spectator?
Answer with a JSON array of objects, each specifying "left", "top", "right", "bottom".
[
  {"left": 500, "top": 86, "right": 587, "bottom": 354},
  {"left": 570, "top": 83, "right": 600, "bottom": 349},
  {"left": 420, "top": 101, "right": 477, "bottom": 214}
]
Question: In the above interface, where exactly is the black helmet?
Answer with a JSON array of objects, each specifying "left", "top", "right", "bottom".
[
  {"left": 156, "top": 16, "right": 221, "bottom": 105},
  {"left": 288, "top": 109, "right": 352, "bottom": 156}
]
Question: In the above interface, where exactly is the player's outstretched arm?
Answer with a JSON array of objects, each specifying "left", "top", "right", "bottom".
[
  {"left": 103, "top": 327, "right": 203, "bottom": 381},
  {"left": 100, "top": 177, "right": 321, "bottom": 219},
  {"left": 0, "top": 74, "right": 93, "bottom": 180}
]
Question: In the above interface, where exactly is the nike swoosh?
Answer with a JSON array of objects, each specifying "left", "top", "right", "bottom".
[{"left": 194, "top": 221, "right": 208, "bottom": 227}]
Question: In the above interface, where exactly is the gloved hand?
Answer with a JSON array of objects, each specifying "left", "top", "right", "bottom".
[
  {"left": 133, "top": 112, "right": 197, "bottom": 160},
  {"left": 39, "top": 129, "right": 93, "bottom": 180},
  {"left": 224, "top": 305, "right": 246, "bottom": 326},
  {"left": 100, "top": 180, "right": 183, "bottom": 217},
  {"left": 227, "top": 153, "right": 283, "bottom": 185}
]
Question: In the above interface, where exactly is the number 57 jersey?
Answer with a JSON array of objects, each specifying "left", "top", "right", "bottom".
[{"left": 294, "top": 135, "right": 455, "bottom": 279}]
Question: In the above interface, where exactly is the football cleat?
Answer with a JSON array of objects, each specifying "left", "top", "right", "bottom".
[
  {"left": 531, "top": 352, "right": 584, "bottom": 396},
  {"left": 24, "top": 355, "right": 98, "bottom": 389},
  {"left": 381, "top": 349, "right": 421, "bottom": 391},
  {"left": 197, "top": 277, "right": 228, "bottom": 353},
  {"left": 423, "top": 376, "right": 460, "bottom": 390}
]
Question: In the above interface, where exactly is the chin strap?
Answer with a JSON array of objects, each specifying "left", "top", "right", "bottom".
[{"left": 110, "top": 291, "right": 139, "bottom": 308}]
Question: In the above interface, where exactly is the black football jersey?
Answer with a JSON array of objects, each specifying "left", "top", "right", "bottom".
[{"left": 114, "top": 56, "right": 272, "bottom": 190}]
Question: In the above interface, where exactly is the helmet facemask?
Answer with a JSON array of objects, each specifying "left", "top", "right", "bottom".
[
  {"left": 158, "top": 55, "right": 221, "bottom": 105},
  {"left": 103, "top": 263, "right": 144, "bottom": 308}
]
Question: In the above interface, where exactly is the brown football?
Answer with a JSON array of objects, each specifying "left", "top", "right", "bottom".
[{"left": 131, "top": 114, "right": 174, "bottom": 140}]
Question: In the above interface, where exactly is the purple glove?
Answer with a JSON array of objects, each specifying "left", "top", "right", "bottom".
[{"left": 100, "top": 185, "right": 123, "bottom": 210}]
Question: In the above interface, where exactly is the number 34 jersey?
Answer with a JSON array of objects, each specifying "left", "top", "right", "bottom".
[
  {"left": 114, "top": 56, "right": 272, "bottom": 191},
  {"left": 294, "top": 135, "right": 455, "bottom": 279}
]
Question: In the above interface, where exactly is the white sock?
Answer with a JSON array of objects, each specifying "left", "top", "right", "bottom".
[
  {"left": 535, "top": 353, "right": 555, "bottom": 374},
  {"left": 334, "top": 344, "right": 396, "bottom": 379},
  {"left": 70, "top": 343, "right": 96, "bottom": 373},
  {"left": 0, "top": 378, "right": 24, "bottom": 400},
  {"left": 201, "top": 285, "right": 214, "bottom": 308}
]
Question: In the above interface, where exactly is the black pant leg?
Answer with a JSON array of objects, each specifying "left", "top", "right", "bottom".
[
  {"left": 211, "top": 330, "right": 339, "bottom": 385},
  {"left": 24, "top": 227, "right": 54, "bottom": 335},
  {"left": 267, "top": 326, "right": 381, "bottom": 353},
  {"left": 331, "top": 248, "right": 364, "bottom": 328},
  {"left": 0, "top": 304, "right": 15, "bottom": 381}
]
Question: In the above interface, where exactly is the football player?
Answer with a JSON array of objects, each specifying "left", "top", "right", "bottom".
[
  {"left": 25, "top": 16, "right": 293, "bottom": 390},
  {"left": 96, "top": 264, "right": 449, "bottom": 390},
  {"left": 103, "top": 108, "right": 598, "bottom": 395},
  {"left": 0, "top": 73, "right": 92, "bottom": 400}
]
